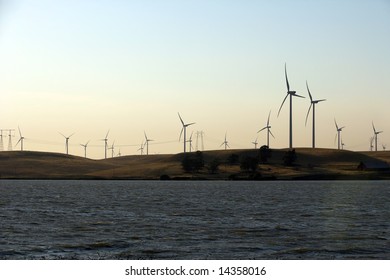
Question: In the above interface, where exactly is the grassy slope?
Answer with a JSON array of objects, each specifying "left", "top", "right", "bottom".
[{"left": 0, "top": 149, "right": 389, "bottom": 180}]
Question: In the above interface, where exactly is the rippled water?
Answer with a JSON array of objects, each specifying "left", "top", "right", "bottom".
[{"left": 0, "top": 180, "right": 389, "bottom": 259}]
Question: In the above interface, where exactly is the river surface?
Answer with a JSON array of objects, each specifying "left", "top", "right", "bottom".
[{"left": 0, "top": 180, "right": 389, "bottom": 259}]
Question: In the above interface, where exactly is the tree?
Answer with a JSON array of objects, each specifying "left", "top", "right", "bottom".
[
  {"left": 181, "top": 151, "right": 204, "bottom": 172},
  {"left": 259, "top": 145, "right": 272, "bottom": 163},
  {"left": 207, "top": 158, "right": 221, "bottom": 174},
  {"left": 240, "top": 156, "right": 259, "bottom": 172},
  {"left": 283, "top": 149, "right": 297, "bottom": 166}
]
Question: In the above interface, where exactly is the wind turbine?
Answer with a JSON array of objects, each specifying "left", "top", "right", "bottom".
[
  {"left": 137, "top": 141, "right": 144, "bottom": 155},
  {"left": 178, "top": 112, "right": 195, "bottom": 153},
  {"left": 341, "top": 138, "right": 345, "bottom": 150},
  {"left": 80, "top": 140, "right": 90, "bottom": 158},
  {"left": 0, "top": 130, "right": 4, "bottom": 151},
  {"left": 16, "top": 126, "right": 25, "bottom": 151},
  {"left": 258, "top": 110, "right": 275, "bottom": 148},
  {"left": 305, "top": 81, "right": 326, "bottom": 148},
  {"left": 101, "top": 130, "right": 109, "bottom": 159},
  {"left": 372, "top": 122, "right": 383, "bottom": 152},
  {"left": 187, "top": 132, "right": 194, "bottom": 152},
  {"left": 370, "top": 137, "right": 374, "bottom": 151},
  {"left": 144, "top": 131, "right": 153, "bottom": 155},
  {"left": 334, "top": 119, "right": 345, "bottom": 150},
  {"left": 108, "top": 141, "right": 115, "bottom": 158},
  {"left": 278, "top": 63, "right": 305, "bottom": 148},
  {"left": 220, "top": 133, "right": 230, "bottom": 150},
  {"left": 382, "top": 144, "right": 386, "bottom": 151},
  {"left": 252, "top": 136, "right": 258, "bottom": 149},
  {"left": 59, "top": 132, "right": 75, "bottom": 155}
]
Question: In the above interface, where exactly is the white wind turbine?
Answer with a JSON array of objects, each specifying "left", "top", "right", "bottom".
[
  {"left": 278, "top": 63, "right": 305, "bottom": 149},
  {"left": 305, "top": 81, "right": 326, "bottom": 148},
  {"left": 16, "top": 126, "right": 25, "bottom": 151},
  {"left": 59, "top": 132, "right": 75, "bottom": 155},
  {"left": 108, "top": 141, "right": 115, "bottom": 158},
  {"left": 80, "top": 140, "right": 90, "bottom": 158},
  {"left": 144, "top": 131, "right": 153, "bottom": 155},
  {"left": 370, "top": 137, "right": 374, "bottom": 151},
  {"left": 178, "top": 112, "right": 195, "bottom": 153},
  {"left": 137, "top": 140, "right": 145, "bottom": 155},
  {"left": 220, "top": 133, "right": 230, "bottom": 150},
  {"left": 382, "top": 144, "right": 387, "bottom": 151},
  {"left": 101, "top": 130, "right": 110, "bottom": 159},
  {"left": 252, "top": 136, "right": 258, "bottom": 149},
  {"left": 187, "top": 132, "right": 194, "bottom": 152},
  {"left": 372, "top": 122, "right": 383, "bottom": 152},
  {"left": 258, "top": 110, "right": 275, "bottom": 148},
  {"left": 334, "top": 119, "right": 345, "bottom": 150}
]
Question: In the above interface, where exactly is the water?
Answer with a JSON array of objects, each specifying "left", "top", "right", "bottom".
[{"left": 0, "top": 180, "right": 389, "bottom": 259}]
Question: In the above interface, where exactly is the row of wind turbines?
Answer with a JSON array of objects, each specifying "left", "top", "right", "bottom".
[{"left": 9, "top": 63, "right": 386, "bottom": 157}]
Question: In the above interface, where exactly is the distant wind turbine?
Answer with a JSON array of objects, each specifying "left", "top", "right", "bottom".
[
  {"left": 59, "top": 132, "right": 75, "bottom": 155},
  {"left": 372, "top": 122, "right": 383, "bottom": 152},
  {"left": 137, "top": 141, "right": 145, "bottom": 155},
  {"left": 382, "top": 144, "right": 386, "bottom": 151},
  {"left": 341, "top": 138, "right": 345, "bottom": 150},
  {"left": 187, "top": 132, "right": 194, "bottom": 152},
  {"left": 0, "top": 130, "right": 4, "bottom": 151},
  {"left": 370, "top": 137, "right": 374, "bottom": 151},
  {"left": 80, "top": 140, "right": 90, "bottom": 158},
  {"left": 334, "top": 119, "right": 345, "bottom": 150},
  {"left": 258, "top": 110, "right": 275, "bottom": 148},
  {"left": 278, "top": 63, "right": 305, "bottom": 148},
  {"left": 108, "top": 141, "right": 115, "bottom": 158},
  {"left": 305, "top": 81, "right": 326, "bottom": 148},
  {"left": 16, "top": 126, "right": 25, "bottom": 151},
  {"left": 220, "top": 133, "right": 230, "bottom": 150},
  {"left": 144, "top": 131, "right": 153, "bottom": 155},
  {"left": 252, "top": 136, "right": 258, "bottom": 149},
  {"left": 101, "top": 130, "right": 109, "bottom": 159},
  {"left": 178, "top": 112, "right": 195, "bottom": 153}
]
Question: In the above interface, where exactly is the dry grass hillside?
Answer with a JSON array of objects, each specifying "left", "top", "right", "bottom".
[{"left": 0, "top": 148, "right": 389, "bottom": 180}]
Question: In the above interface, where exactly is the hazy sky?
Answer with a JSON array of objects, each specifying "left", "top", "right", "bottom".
[{"left": 0, "top": 0, "right": 389, "bottom": 159}]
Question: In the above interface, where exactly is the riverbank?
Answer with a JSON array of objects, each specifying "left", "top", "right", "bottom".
[{"left": 0, "top": 148, "right": 389, "bottom": 180}]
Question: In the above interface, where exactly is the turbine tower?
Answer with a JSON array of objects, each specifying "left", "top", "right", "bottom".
[
  {"left": 220, "top": 133, "right": 230, "bottom": 150},
  {"left": 334, "top": 119, "right": 345, "bottom": 150},
  {"left": 305, "top": 81, "right": 326, "bottom": 148},
  {"left": 60, "top": 132, "right": 74, "bottom": 155},
  {"left": 178, "top": 112, "right": 195, "bottom": 153},
  {"left": 101, "top": 130, "right": 109, "bottom": 159},
  {"left": 8, "top": 129, "right": 14, "bottom": 151},
  {"left": 16, "top": 126, "right": 25, "bottom": 151},
  {"left": 278, "top": 63, "right": 305, "bottom": 149},
  {"left": 80, "top": 140, "right": 90, "bottom": 158},
  {"left": 372, "top": 122, "right": 383, "bottom": 152},
  {"left": 144, "top": 131, "right": 153, "bottom": 155},
  {"left": 258, "top": 110, "right": 274, "bottom": 148}
]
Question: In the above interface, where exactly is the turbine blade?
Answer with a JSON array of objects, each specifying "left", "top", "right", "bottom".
[
  {"left": 316, "top": 99, "right": 326, "bottom": 103},
  {"left": 257, "top": 127, "right": 267, "bottom": 133},
  {"left": 269, "top": 130, "right": 275, "bottom": 139},
  {"left": 105, "top": 130, "right": 110, "bottom": 139},
  {"left": 334, "top": 119, "right": 339, "bottom": 130},
  {"left": 267, "top": 110, "right": 271, "bottom": 126},
  {"left": 285, "top": 63, "right": 290, "bottom": 92},
  {"left": 277, "top": 94, "right": 289, "bottom": 117},
  {"left": 16, "top": 138, "right": 21, "bottom": 146},
  {"left": 69, "top": 133, "right": 75, "bottom": 138},
  {"left": 18, "top": 126, "right": 22, "bottom": 137},
  {"left": 305, "top": 104, "right": 313, "bottom": 126},
  {"left": 293, "top": 93, "right": 305, "bottom": 98},
  {"left": 178, "top": 112, "right": 184, "bottom": 126},
  {"left": 179, "top": 127, "right": 184, "bottom": 141},
  {"left": 59, "top": 132, "right": 66, "bottom": 138},
  {"left": 372, "top": 122, "right": 376, "bottom": 133},
  {"left": 306, "top": 80, "right": 313, "bottom": 102},
  {"left": 187, "top": 122, "right": 196, "bottom": 127}
]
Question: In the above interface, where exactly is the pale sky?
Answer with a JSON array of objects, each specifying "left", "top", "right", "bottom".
[{"left": 0, "top": 0, "right": 389, "bottom": 159}]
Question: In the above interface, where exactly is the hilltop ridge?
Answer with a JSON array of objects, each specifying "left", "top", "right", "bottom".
[{"left": 0, "top": 148, "right": 389, "bottom": 180}]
